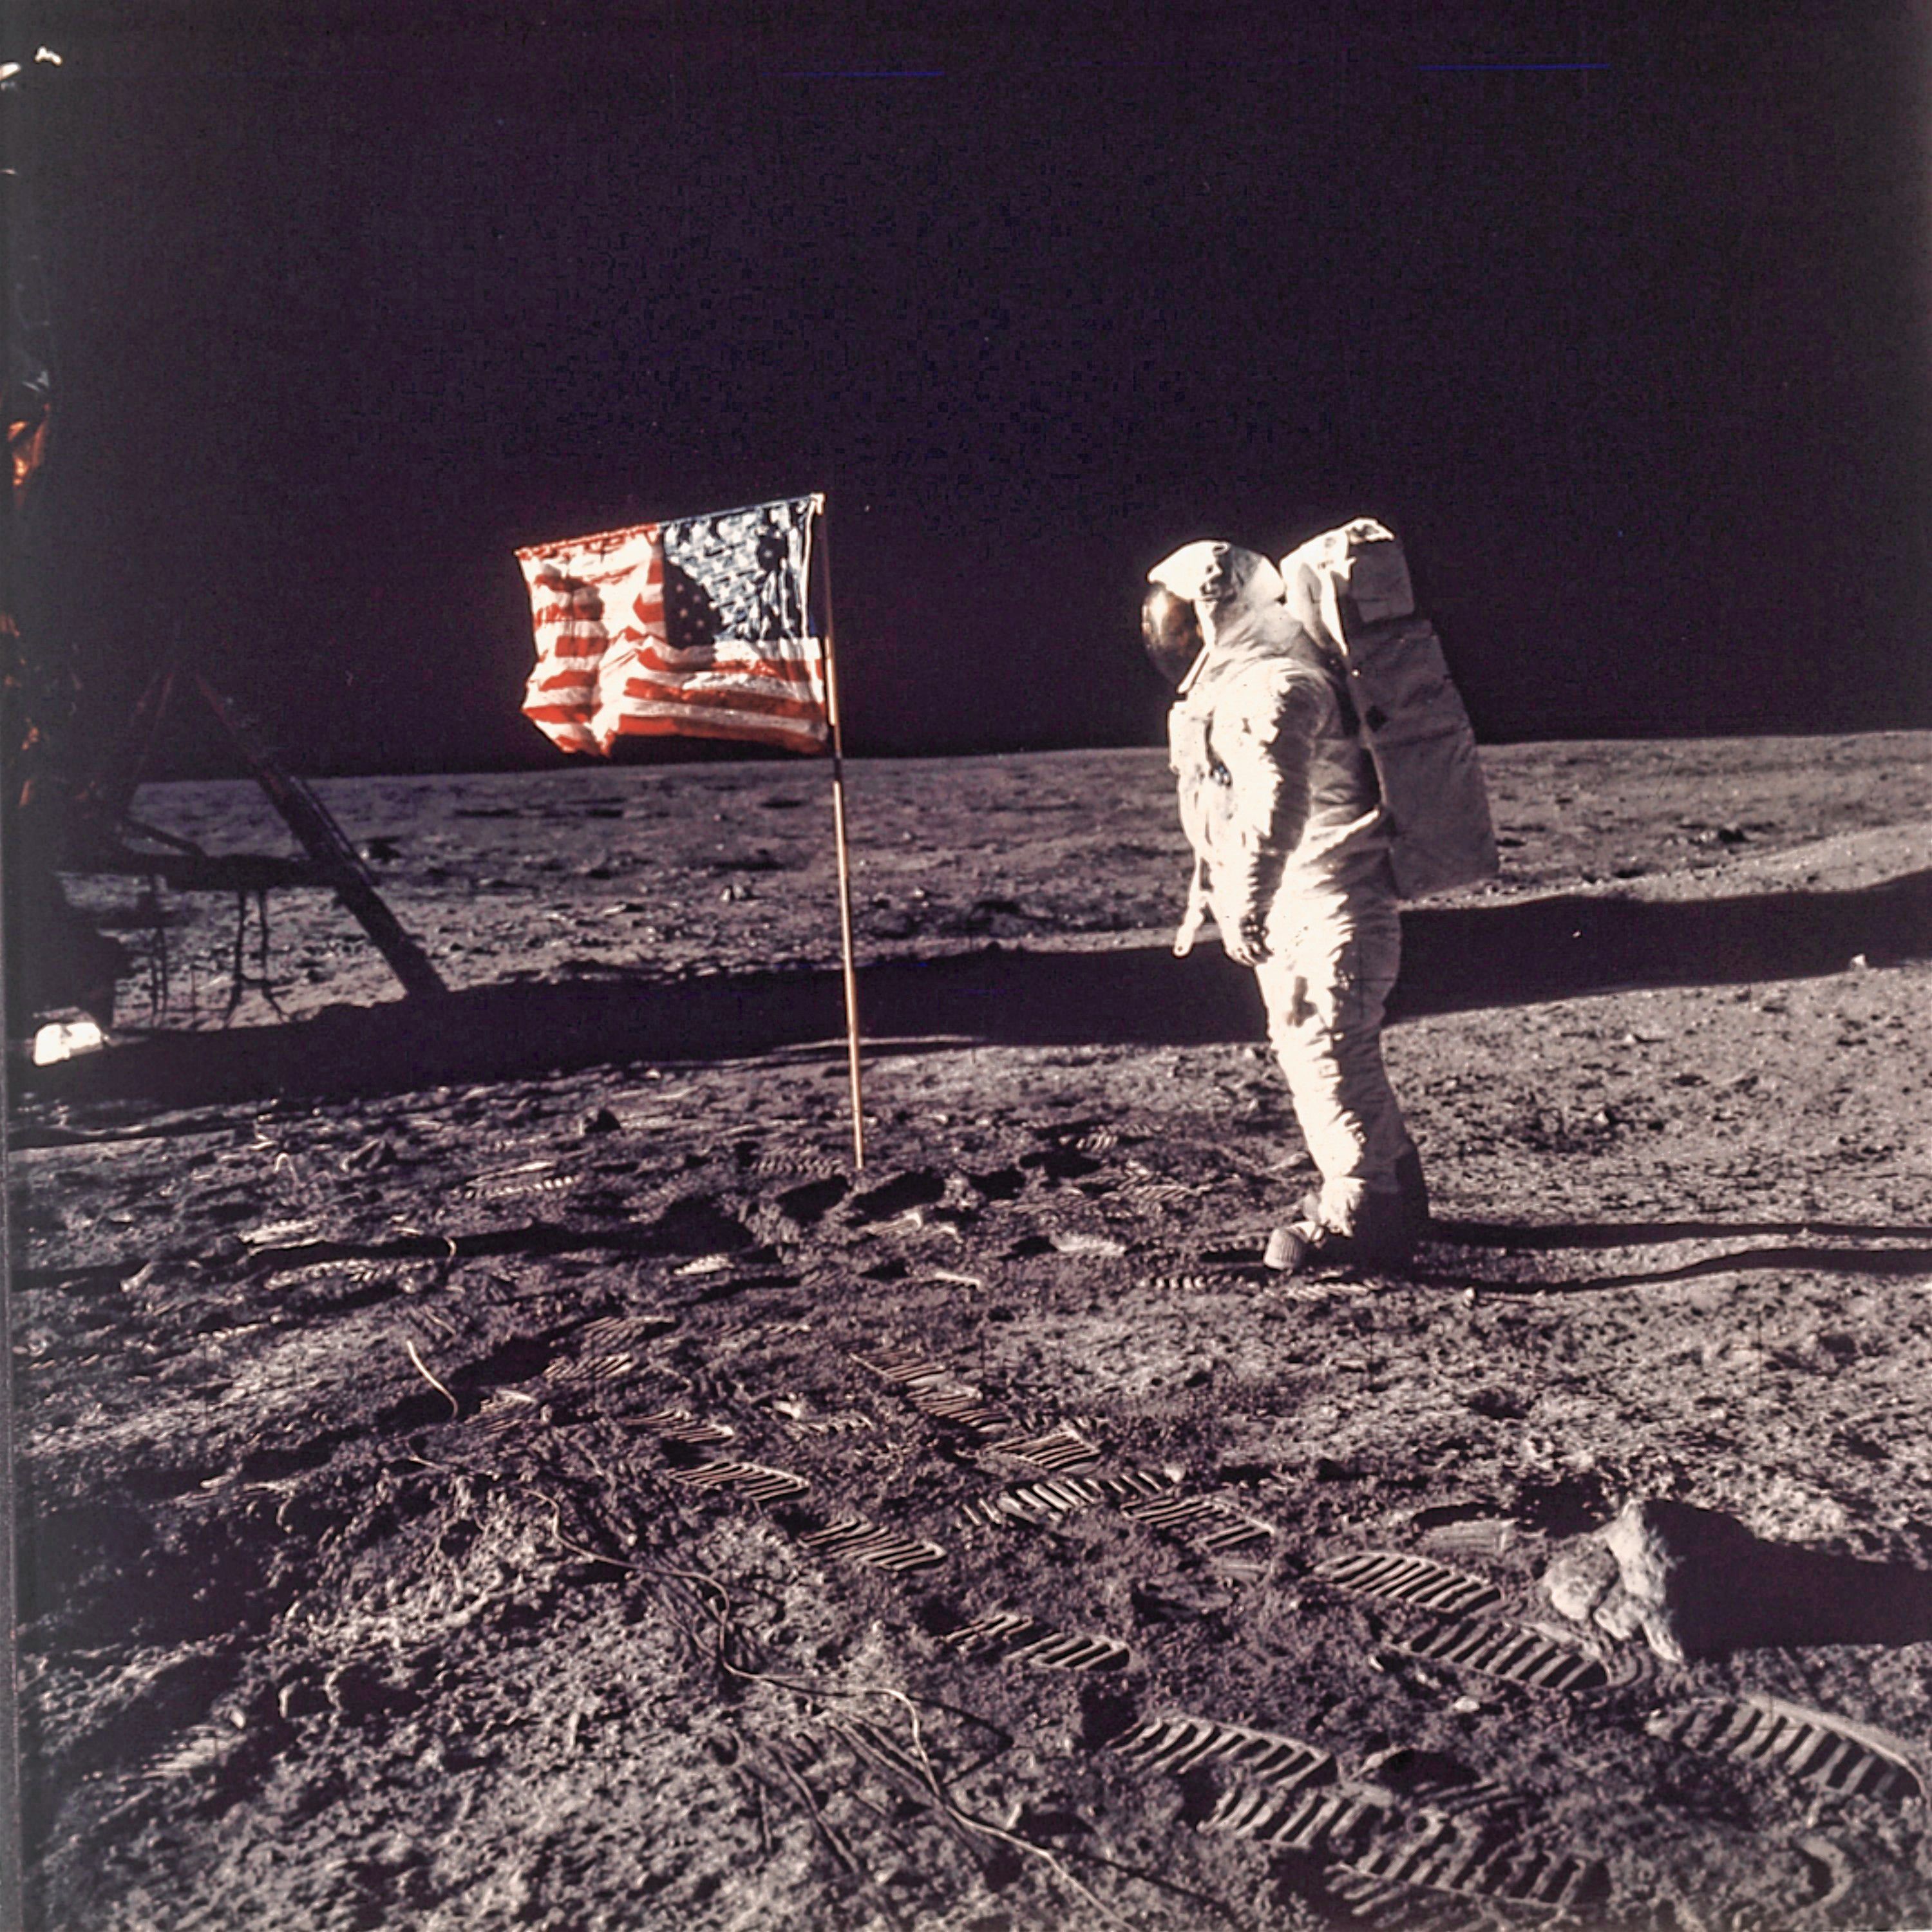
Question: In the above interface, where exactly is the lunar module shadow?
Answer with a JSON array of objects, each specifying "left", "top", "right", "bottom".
[
  {"left": 26, "top": 868, "right": 1932, "bottom": 1110},
  {"left": 1390, "top": 866, "right": 1932, "bottom": 1021}
]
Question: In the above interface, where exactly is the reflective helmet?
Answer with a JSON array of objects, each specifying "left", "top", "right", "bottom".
[{"left": 1141, "top": 584, "right": 1204, "bottom": 688}]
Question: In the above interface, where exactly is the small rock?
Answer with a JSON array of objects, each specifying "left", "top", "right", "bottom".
[
  {"left": 1049, "top": 1231, "right": 1126, "bottom": 1257},
  {"left": 1544, "top": 1497, "right": 1932, "bottom": 1660},
  {"left": 340, "top": 1137, "right": 399, "bottom": 1173},
  {"left": 278, "top": 1676, "right": 329, "bottom": 1721},
  {"left": 1542, "top": 1538, "right": 1622, "bottom": 1624}
]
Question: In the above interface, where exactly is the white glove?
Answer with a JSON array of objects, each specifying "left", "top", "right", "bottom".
[{"left": 1173, "top": 857, "right": 1210, "bottom": 958}]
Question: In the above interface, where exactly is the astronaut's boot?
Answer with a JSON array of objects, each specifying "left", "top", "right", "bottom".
[
  {"left": 1263, "top": 1213, "right": 1416, "bottom": 1277},
  {"left": 1274, "top": 1147, "right": 1428, "bottom": 1274}
]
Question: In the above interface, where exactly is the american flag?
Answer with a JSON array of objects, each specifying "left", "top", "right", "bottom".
[{"left": 518, "top": 494, "right": 828, "bottom": 755}]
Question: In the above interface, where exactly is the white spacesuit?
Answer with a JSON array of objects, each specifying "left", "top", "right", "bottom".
[{"left": 1147, "top": 538, "right": 1426, "bottom": 1271}]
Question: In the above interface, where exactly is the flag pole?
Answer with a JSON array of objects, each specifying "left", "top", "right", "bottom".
[{"left": 815, "top": 496, "right": 867, "bottom": 1171}]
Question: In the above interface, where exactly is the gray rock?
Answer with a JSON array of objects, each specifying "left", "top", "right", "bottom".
[{"left": 1543, "top": 1497, "right": 1932, "bottom": 1662}]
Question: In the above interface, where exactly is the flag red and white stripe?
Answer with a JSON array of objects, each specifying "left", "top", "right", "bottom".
[{"left": 518, "top": 495, "right": 828, "bottom": 756}]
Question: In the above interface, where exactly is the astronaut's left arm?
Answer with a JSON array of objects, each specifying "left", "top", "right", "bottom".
[{"left": 1216, "top": 668, "right": 1321, "bottom": 961}]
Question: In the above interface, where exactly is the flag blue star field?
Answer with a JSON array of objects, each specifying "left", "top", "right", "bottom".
[{"left": 518, "top": 494, "right": 828, "bottom": 755}]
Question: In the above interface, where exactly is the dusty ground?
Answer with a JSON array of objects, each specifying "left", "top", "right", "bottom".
[{"left": 10, "top": 733, "right": 1932, "bottom": 1932}]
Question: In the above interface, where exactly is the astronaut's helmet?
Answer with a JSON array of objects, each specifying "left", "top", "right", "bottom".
[
  {"left": 1141, "top": 584, "right": 1204, "bottom": 688},
  {"left": 1143, "top": 540, "right": 1283, "bottom": 685}
]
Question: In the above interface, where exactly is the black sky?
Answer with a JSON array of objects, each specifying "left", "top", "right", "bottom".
[{"left": 12, "top": 1, "right": 1932, "bottom": 774}]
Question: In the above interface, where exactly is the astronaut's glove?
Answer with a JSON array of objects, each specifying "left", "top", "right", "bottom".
[
  {"left": 1223, "top": 912, "right": 1271, "bottom": 968},
  {"left": 1173, "top": 857, "right": 1210, "bottom": 958}
]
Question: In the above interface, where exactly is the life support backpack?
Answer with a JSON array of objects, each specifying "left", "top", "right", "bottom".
[{"left": 1279, "top": 518, "right": 1499, "bottom": 900}]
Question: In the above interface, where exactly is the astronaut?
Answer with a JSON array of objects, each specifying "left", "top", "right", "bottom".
[{"left": 1145, "top": 538, "right": 1428, "bottom": 1273}]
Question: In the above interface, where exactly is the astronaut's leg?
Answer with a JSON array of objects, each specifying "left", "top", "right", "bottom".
[{"left": 1255, "top": 882, "right": 1421, "bottom": 1260}]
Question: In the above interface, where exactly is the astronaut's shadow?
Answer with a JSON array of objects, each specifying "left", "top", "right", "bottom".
[
  {"left": 1436, "top": 1217, "right": 1932, "bottom": 1248},
  {"left": 1419, "top": 1219, "right": 1932, "bottom": 1294}
]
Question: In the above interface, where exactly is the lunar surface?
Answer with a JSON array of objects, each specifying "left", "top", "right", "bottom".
[{"left": 12, "top": 733, "right": 1932, "bottom": 1932}]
